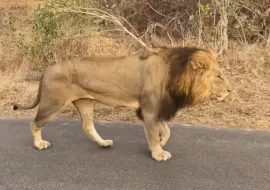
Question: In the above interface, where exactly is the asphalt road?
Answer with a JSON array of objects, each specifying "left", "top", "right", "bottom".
[{"left": 0, "top": 118, "right": 270, "bottom": 190}]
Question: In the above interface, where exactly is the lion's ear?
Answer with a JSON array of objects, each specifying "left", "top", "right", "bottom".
[
  {"left": 188, "top": 51, "right": 209, "bottom": 70},
  {"left": 208, "top": 50, "right": 217, "bottom": 59},
  {"left": 189, "top": 59, "right": 203, "bottom": 70}
]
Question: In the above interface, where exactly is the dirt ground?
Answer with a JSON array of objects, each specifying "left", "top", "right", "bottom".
[{"left": 0, "top": 0, "right": 269, "bottom": 129}]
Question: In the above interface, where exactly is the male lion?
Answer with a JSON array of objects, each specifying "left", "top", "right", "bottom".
[{"left": 13, "top": 47, "right": 231, "bottom": 161}]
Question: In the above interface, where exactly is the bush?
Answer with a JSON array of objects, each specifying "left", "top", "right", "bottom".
[
  {"left": 8, "top": 0, "right": 270, "bottom": 70},
  {"left": 97, "top": 0, "right": 269, "bottom": 49},
  {"left": 9, "top": 0, "right": 95, "bottom": 69}
]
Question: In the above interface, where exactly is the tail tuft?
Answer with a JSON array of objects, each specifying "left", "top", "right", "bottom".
[{"left": 13, "top": 105, "right": 18, "bottom": 110}]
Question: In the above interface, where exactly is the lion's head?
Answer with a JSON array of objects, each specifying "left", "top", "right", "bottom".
[
  {"left": 177, "top": 49, "right": 231, "bottom": 104},
  {"left": 157, "top": 47, "right": 232, "bottom": 121}
]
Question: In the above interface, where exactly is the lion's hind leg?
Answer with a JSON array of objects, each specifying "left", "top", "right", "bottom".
[
  {"left": 32, "top": 100, "right": 64, "bottom": 150},
  {"left": 73, "top": 98, "right": 113, "bottom": 147},
  {"left": 31, "top": 121, "right": 51, "bottom": 149}
]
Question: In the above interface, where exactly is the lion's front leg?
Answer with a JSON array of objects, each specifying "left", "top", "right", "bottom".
[
  {"left": 159, "top": 122, "right": 170, "bottom": 147},
  {"left": 142, "top": 113, "right": 172, "bottom": 161}
]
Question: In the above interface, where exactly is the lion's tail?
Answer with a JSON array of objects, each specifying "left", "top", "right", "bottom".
[{"left": 13, "top": 75, "right": 43, "bottom": 111}]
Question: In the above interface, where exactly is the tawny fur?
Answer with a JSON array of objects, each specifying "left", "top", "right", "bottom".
[{"left": 13, "top": 47, "right": 231, "bottom": 161}]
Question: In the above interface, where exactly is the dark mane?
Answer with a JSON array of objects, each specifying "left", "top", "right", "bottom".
[
  {"left": 157, "top": 47, "right": 206, "bottom": 121},
  {"left": 136, "top": 47, "right": 210, "bottom": 122}
]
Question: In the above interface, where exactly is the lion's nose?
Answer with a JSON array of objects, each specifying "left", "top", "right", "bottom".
[{"left": 227, "top": 83, "right": 232, "bottom": 93}]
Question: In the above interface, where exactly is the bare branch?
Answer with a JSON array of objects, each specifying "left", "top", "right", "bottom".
[{"left": 59, "top": 7, "right": 154, "bottom": 52}]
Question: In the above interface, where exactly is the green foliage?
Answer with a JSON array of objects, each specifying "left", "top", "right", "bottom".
[
  {"left": 34, "top": 4, "right": 59, "bottom": 45},
  {"left": 198, "top": 3, "right": 212, "bottom": 17},
  {"left": 10, "top": 0, "right": 93, "bottom": 67}
]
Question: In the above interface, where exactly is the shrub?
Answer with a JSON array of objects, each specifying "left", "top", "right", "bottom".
[{"left": 9, "top": 0, "right": 95, "bottom": 69}]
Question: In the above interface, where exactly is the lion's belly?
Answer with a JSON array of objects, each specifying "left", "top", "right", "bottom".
[
  {"left": 69, "top": 84, "right": 140, "bottom": 108},
  {"left": 87, "top": 92, "right": 140, "bottom": 108}
]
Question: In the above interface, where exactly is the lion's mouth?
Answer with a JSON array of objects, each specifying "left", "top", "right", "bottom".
[
  {"left": 216, "top": 92, "right": 229, "bottom": 101},
  {"left": 210, "top": 92, "right": 229, "bottom": 101}
]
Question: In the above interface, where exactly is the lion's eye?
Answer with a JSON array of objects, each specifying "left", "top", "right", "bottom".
[{"left": 218, "top": 75, "right": 222, "bottom": 79}]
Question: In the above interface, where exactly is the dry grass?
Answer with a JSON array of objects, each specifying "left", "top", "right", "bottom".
[{"left": 0, "top": 1, "right": 269, "bottom": 129}]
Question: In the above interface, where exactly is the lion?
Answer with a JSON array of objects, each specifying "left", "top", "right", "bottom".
[{"left": 12, "top": 46, "right": 231, "bottom": 161}]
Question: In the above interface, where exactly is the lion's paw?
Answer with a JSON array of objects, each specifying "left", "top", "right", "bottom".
[
  {"left": 152, "top": 150, "right": 172, "bottom": 161},
  {"left": 34, "top": 140, "right": 51, "bottom": 150},
  {"left": 99, "top": 140, "right": 113, "bottom": 148}
]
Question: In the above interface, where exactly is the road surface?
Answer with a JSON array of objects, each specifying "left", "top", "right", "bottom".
[{"left": 0, "top": 118, "right": 270, "bottom": 190}]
